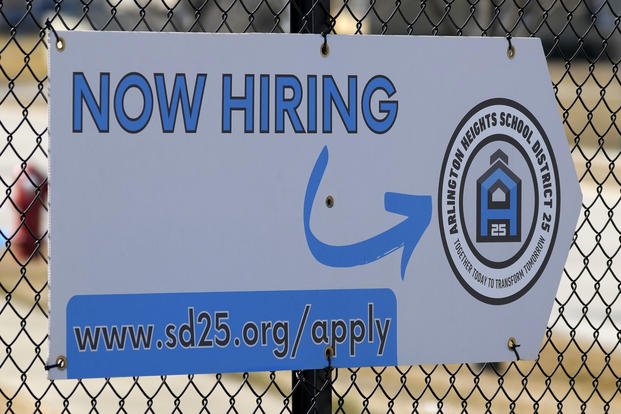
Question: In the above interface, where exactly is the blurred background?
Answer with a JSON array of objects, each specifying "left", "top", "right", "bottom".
[{"left": 1, "top": 1, "right": 620, "bottom": 412}]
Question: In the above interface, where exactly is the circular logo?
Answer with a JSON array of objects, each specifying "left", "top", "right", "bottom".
[{"left": 438, "top": 98, "right": 561, "bottom": 304}]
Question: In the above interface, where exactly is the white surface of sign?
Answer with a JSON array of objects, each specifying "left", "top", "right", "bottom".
[{"left": 48, "top": 31, "right": 582, "bottom": 379}]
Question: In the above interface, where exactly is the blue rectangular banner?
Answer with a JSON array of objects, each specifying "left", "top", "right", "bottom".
[{"left": 66, "top": 289, "right": 397, "bottom": 378}]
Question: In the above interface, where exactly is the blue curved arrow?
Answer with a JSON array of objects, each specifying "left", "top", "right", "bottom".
[{"left": 304, "top": 146, "right": 432, "bottom": 279}]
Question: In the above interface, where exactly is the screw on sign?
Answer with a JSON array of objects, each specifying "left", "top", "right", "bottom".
[{"left": 12, "top": 165, "right": 48, "bottom": 259}]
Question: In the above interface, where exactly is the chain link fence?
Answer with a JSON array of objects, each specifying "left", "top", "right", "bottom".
[{"left": 1, "top": 0, "right": 620, "bottom": 412}]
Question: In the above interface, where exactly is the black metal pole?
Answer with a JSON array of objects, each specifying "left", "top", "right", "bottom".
[
  {"left": 290, "top": 0, "right": 330, "bottom": 34},
  {"left": 290, "top": 1, "right": 331, "bottom": 412},
  {"left": 292, "top": 367, "right": 332, "bottom": 414}
]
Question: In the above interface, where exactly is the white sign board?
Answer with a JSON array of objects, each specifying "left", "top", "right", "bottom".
[{"left": 48, "top": 31, "right": 582, "bottom": 379}]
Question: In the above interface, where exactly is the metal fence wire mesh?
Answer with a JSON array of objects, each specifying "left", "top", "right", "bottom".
[{"left": 1, "top": 0, "right": 620, "bottom": 412}]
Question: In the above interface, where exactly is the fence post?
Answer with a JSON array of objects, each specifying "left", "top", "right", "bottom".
[
  {"left": 290, "top": 3, "right": 332, "bottom": 413},
  {"left": 290, "top": 0, "right": 330, "bottom": 34}
]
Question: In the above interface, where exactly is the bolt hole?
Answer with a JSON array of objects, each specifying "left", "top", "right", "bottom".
[
  {"left": 507, "top": 337, "right": 517, "bottom": 350},
  {"left": 320, "top": 42, "right": 329, "bottom": 57},
  {"left": 325, "top": 195, "right": 334, "bottom": 208},
  {"left": 324, "top": 346, "right": 334, "bottom": 360},
  {"left": 56, "top": 37, "right": 65, "bottom": 51},
  {"left": 56, "top": 355, "right": 67, "bottom": 370}
]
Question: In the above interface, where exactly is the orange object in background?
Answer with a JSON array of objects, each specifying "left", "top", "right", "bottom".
[{"left": 12, "top": 166, "right": 48, "bottom": 259}]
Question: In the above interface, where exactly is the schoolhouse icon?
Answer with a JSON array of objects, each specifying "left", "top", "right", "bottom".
[{"left": 476, "top": 149, "right": 521, "bottom": 242}]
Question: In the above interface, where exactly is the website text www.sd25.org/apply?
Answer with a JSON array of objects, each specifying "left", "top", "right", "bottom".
[{"left": 71, "top": 303, "right": 392, "bottom": 360}]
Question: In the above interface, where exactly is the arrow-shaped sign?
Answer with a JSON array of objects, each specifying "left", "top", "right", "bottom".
[{"left": 304, "top": 146, "right": 432, "bottom": 279}]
